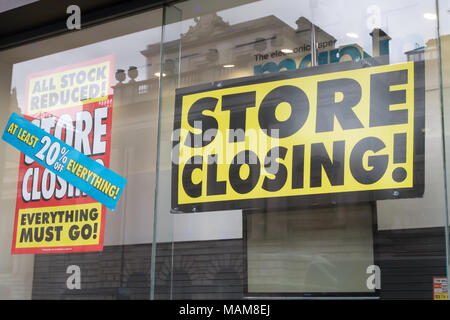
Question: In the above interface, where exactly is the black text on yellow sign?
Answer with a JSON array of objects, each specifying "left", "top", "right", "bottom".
[
  {"left": 171, "top": 61, "right": 425, "bottom": 213},
  {"left": 15, "top": 203, "right": 102, "bottom": 250}
]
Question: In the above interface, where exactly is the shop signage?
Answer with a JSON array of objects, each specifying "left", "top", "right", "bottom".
[
  {"left": 2, "top": 112, "right": 126, "bottom": 210},
  {"left": 5, "top": 55, "right": 120, "bottom": 254},
  {"left": 254, "top": 44, "right": 370, "bottom": 75},
  {"left": 171, "top": 61, "right": 425, "bottom": 213}
]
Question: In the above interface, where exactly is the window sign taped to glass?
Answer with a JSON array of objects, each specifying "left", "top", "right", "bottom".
[
  {"left": 1, "top": 55, "right": 127, "bottom": 254},
  {"left": 433, "top": 277, "right": 448, "bottom": 300},
  {"left": 2, "top": 112, "right": 127, "bottom": 210},
  {"left": 3, "top": 112, "right": 126, "bottom": 253},
  {"left": 171, "top": 60, "right": 425, "bottom": 213}
]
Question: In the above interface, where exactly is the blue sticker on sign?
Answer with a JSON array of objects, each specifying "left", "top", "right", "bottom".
[{"left": 2, "top": 112, "right": 127, "bottom": 211}]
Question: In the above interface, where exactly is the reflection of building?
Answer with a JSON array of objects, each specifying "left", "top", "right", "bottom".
[
  {"left": 141, "top": 14, "right": 380, "bottom": 84},
  {"left": 405, "top": 46, "right": 425, "bottom": 61},
  {"left": 115, "top": 13, "right": 390, "bottom": 107}
]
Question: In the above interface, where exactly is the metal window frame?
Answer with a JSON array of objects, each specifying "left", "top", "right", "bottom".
[{"left": 0, "top": 0, "right": 185, "bottom": 51}]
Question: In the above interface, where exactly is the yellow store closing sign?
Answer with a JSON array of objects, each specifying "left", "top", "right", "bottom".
[{"left": 171, "top": 61, "right": 425, "bottom": 213}]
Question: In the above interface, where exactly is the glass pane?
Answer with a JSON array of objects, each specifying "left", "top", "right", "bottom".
[
  {"left": 154, "top": 0, "right": 448, "bottom": 299},
  {"left": 0, "top": 9, "right": 163, "bottom": 299}
]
